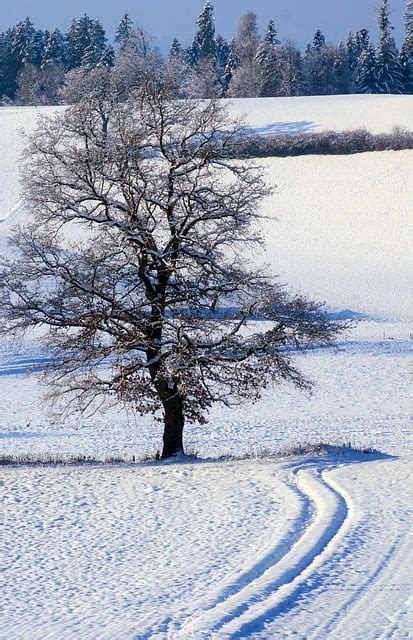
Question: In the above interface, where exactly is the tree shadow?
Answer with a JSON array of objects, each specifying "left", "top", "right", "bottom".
[{"left": 245, "top": 120, "right": 316, "bottom": 136}]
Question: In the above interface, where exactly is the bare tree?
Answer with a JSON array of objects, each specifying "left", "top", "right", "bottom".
[{"left": 0, "top": 82, "right": 343, "bottom": 458}]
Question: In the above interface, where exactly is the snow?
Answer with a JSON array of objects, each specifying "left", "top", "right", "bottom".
[
  {"left": 2, "top": 455, "right": 412, "bottom": 639},
  {"left": 226, "top": 94, "right": 413, "bottom": 135},
  {"left": 1, "top": 97, "right": 412, "bottom": 639}
]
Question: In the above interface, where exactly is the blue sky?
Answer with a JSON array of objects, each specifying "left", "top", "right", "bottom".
[{"left": 1, "top": 0, "right": 406, "bottom": 50}]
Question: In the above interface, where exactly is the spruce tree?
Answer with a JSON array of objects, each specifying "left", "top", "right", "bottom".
[
  {"left": 3, "top": 18, "right": 37, "bottom": 99},
  {"left": 331, "top": 43, "right": 351, "bottom": 94},
  {"left": 347, "top": 30, "right": 372, "bottom": 91},
  {"left": 313, "top": 29, "right": 326, "bottom": 51},
  {"left": 191, "top": 2, "right": 216, "bottom": 64},
  {"left": 0, "top": 30, "right": 14, "bottom": 99},
  {"left": 400, "top": 1, "right": 413, "bottom": 92},
  {"left": 354, "top": 28, "right": 371, "bottom": 57},
  {"left": 376, "top": 0, "right": 403, "bottom": 93},
  {"left": 169, "top": 38, "right": 183, "bottom": 61},
  {"left": 346, "top": 33, "right": 358, "bottom": 73},
  {"left": 255, "top": 20, "right": 280, "bottom": 96},
  {"left": 355, "top": 42, "right": 379, "bottom": 93},
  {"left": 115, "top": 14, "right": 134, "bottom": 50},
  {"left": 215, "top": 35, "right": 230, "bottom": 94},
  {"left": 222, "top": 40, "right": 239, "bottom": 94},
  {"left": 42, "top": 29, "right": 65, "bottom": 68},
  {"left": 66, "top": 15, "right": 109, "bottom": 70},
  {"left": 304, "top": 30, "right": 329, "bottom": 95},
  {"left": 279, "top": 40, "right": 304, "bottom": 96}
]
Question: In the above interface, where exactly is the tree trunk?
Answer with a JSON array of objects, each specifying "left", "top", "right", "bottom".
[{"left": 161, "top": 393, "right": 185, "bottom": 459}]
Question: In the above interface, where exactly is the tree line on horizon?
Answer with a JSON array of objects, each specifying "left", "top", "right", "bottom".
[{"left": 0, "top": 0, "right": 412, "bottom": 106}]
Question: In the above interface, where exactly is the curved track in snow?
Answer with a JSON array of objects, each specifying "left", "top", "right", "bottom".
[{"left": 175, "top": 460, "right": 354, "bottom": 639}]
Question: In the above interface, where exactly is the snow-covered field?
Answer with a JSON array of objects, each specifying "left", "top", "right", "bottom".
[
  {"left": 1, "top": 96, "right": 412, "bottom": 639},
  {"left": 227, "top": 93, "right": 413, "bottom": 135}
]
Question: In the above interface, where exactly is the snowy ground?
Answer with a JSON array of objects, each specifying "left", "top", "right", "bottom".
[
  {"left": 226, "top": 94, "right": 413, "bottom": 135},
  {"left": 0, "top": 98, "right": 412, "bottom": 639},
  {"left": 2, "top": 455, "right": 412, "bottom": 639}
]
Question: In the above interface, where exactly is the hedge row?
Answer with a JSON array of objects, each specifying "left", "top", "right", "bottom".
[{"left": 229, "top": 127, "right": 413, "bottom": 157}]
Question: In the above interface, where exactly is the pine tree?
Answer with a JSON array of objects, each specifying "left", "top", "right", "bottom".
[
  {"left": 222, "top": 40, "right": 239, "bottom": 94},
  {"left": 115, "top": 14, "right": 134, "bottom": 50},
  {"left": 400, "top": 1, "right": 413, "bottom": 92},
  {"left": 2, "top": 18, "right": 37, "bottom": 99},
  {"left": 24, "top": 29, "right": 45, "bottom": 66},
  {"left": 66, "top": 15, "right": 109, "bottom": 70},
  {"left": 332, "top": 43, "right": 351, "bottom": 94},
  {"left": 346, "top": 33, "right": 358, "bottom": 73},
  {"left": 215, "top": 35, "right": 230, "bottom": 94},
  {"left": 313, "top": 29, "right": 326, "bottom": 51},
  {"left": 406, "top": 0, "right": 413, "bottom": 46},
  {"left": 82, "top": 19, "right": 111, "bottom": 67},
  {"left": 354, "top": 28, "right": 371, "bottom": 57},
  {"left": 169, "top": 38, "right": 183, "bottom": 61},
  {"left": 355, "top": 42, "right": 379, "bottom": 93},
  {"left": 279, "top": 40, "right": 304, "bottom": 96},
  {"left": 304, "top": 30, "right": 331, "bottom": 95},
  {"left": 264, "top": 20, "right": 279, "bottom": 47},
  {"left": 191, "top": 2, "right": 216, "bottom": 64},
  {"left": 11, "top": 17, "right": 36, "bottom": 63},
  {"left": 42, "top": 29, "right": 65, "bottom": 68},
  {"left": 376, "top": 0, "right": 403, "bottom": 93},
  {"left": 0, "top": 30, "right": 15, "bottom": 99},
  {"left": 346, "top": 29, "right": 372, "bottom": 91},
  {"left": 255, "top": 20, "right": 280, "bottom": 96},
  {"left": 185, "top": 2, "right": 218, "bottom": 97}
]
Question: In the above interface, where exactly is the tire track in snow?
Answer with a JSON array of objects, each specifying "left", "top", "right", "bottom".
[{"left": 175, "top": 461, "right": 352, "bottom": 639}]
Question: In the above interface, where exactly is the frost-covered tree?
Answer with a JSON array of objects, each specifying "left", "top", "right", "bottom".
[
  {"left": 346, "top": 32, "right": 358, "bottom": 73},
  {"left": 186, "top": 2, "right": 218, "bottom": 97},
  {"left": 400, "top": 1, "right": 413, "bottom": 92},
  {"left": 215, "top": 34, "right": 230, "bottom": 94},
  {"left": 11, "top": 17, "right": 36, "bottom": 63},
  {"left": 313, "top": 29, "right": 326, "bottom": 51},
  {"left": 16, "top": 61, "right": 64, "bottom": 105},
  {"left": 376, "top": 0, "right": 403, "bottom": 93},
  {"left": 42, "top": 29, "right": 65, "bottom": 68},
  {"left": 166, "top": 40, "right": 189, "bottom": 98},
  {"left": 112, "top": 26, "right": 163, "bottom": 99},
  {"left": 66, "top": 15, "right": 110, "bottom": 69},
  {"left": 304, "top": 32, "right": 342, "bottom": 95},
  {"left": 190, "top": 1, "right": 216, "bottom": 64},
  {"left": 0, "top": 29, "right": 17, "bottom": 99},
  {"left": 355, "top": 42, "right": 379, "bottom": 93},
  {"left": 221, "top": 40, "right": 239, "bottom": 94},
  {"left": 332, "top": 43, "right": 351, "bottom": 94},
  {"left": 255, "top": 20, "right": 281, "bottom": 96},
  {"left": 279, "top": 41, "right": 304, "bottom": 96},
  {"left": 228, "top": 12, "right": 261, "bottom": 97},
  {"left": 115, "top": 13, "right": 134, "bottom": 51},
  {"left": 0, "top": 81, "right": 343, "bottom": 458},
  {"left": 169, "top": 38, "right": 183, "bottom": 61}
]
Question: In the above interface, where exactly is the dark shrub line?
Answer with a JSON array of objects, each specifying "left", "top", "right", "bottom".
[{"left": 229, "top": 127, "right": 413, "bottom": 158}]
